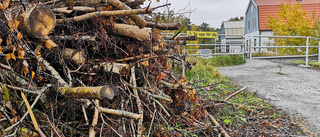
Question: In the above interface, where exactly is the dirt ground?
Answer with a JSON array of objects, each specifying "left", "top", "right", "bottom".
[{"left": 219, "top": 58, "right": 320, "bottom": 135}]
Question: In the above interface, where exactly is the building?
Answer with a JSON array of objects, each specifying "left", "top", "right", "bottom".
[
  {"left": 220, "top": 20, "right": 245, "bottom": 53},
  {"left": 244, "top": 0, "right": 320, "bottom": 52}
]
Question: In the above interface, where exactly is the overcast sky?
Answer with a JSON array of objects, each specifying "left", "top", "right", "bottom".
[{"left": 143, "top": 0, "right": 250, "bottom": 29}]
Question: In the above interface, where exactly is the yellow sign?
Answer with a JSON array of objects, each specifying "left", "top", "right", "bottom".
[{"left": 187, "top": 31, "right": 217, "bottom": 38}]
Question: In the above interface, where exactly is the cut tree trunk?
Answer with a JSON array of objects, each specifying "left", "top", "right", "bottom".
[
  {"left": 63, "top": 48, "right": 86, "bottom": 64},
  {"left": 59, "top": 85, "right": 114, "bottom": 100},
  {"left": 112, "top": 24, "right": 160, "bottom": 41},
  {"left": 145, "top": 22, "right": 181, "bottom": 30},
  {"left": 19, "top": 5, "right": 56, "bottom": 38}
]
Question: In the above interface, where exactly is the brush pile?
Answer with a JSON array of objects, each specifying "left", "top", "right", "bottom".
[{"left": 0, "top": 0, "right": 228, "bottom": 136}]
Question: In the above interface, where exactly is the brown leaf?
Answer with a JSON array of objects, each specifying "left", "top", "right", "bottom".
[
  {"left": 44, "top": 39, "right": 58, "bottom": 50},
  {"left": 141, "top": 60, "right": 149, "bottom": 67},
  {"left": 6, "top": 53, "right": 16, "bottom": 61},
  {"left": 31, "top": 71, "right": 35, "bottom": 79},
  {"left": 23, "top": 67, "right": 28, "bottom": 76},
  {"left": 6, "top": 36, "right": 12, "bottom": 46},
  {"left": 17, "top": 31, "right": 23, "bottom": 40},
  {"left": 0, "top": 0, "right": 9, "bottom": 10},
  {"left": 18, "top": 47, "right": 25, "bottom": 59},
  {"left": 8, "top": 19, "right": 19, "bottom": 32}
]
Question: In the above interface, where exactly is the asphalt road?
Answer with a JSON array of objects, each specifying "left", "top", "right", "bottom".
[{"left": 219, "top": 58, "right": 320, "bottom": 135}]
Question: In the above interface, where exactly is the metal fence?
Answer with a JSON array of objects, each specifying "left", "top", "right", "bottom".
[
  {"left": 183, "top": 34, "right": 246, "bottom": 59},
  {"left": 249, "top": 35, "right": 320, "bottom": 68}
]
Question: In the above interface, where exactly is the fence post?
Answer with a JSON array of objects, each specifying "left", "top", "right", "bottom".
[
  {"left": 306, "top": 37, "right": 309, "bottom": 66},
  {"left": 249, "top": 38, "right": 252, "bottom": 69},
  {"left": 318, "top": 40, "right": 320, "bottom": 62}
]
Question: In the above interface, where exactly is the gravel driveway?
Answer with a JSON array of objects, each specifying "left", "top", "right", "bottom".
[{"left": 219, "top": 58, "right": 320, "bottom": 135}]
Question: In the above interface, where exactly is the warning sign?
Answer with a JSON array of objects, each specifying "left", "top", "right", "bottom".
[{"left": 187, "top": 31, "right": 218, "bottom": 38}]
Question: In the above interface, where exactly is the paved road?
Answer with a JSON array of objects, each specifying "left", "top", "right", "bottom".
[{"left": 219, "top": 59, "right": 320, "bottom": 135}]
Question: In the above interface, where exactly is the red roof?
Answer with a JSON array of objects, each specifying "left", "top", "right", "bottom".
[
  {"left": 253, "top": 0, "right": 320, "bottom": 30},
  {"left": 254, "top": 0, "right": 320, "bottom": 6}
]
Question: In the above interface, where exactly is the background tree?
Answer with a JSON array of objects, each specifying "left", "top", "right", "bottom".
[
  {"left": 267, "top": 3, "right": 317, "bottom": 55},
  {"left": 228, "top": 17, "right": 241, "bottom": 21}
]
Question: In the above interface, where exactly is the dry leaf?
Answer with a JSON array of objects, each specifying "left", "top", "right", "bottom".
[
  {"left": 6, "top": 53, "right": 16, "bottom": 61},
  {"left": 6, "top": 36, "right": 12, "bottom": 46},
  {"left": 17, "top": 31, "right": 23, "bottom": 40},
  {"left": 23, "top": 66, "right": 28, "bottom": 76},
  {"left": 44, "top": 39, "right": 58, "bottom": 50},
  {"left": 0, "top": 37, "right": 2, "bottom": 44},
  {"left": 141, "top": 60, "right": 149, "bottom": 67},
  {"left": 0, "top": 0, "right": 9, "bottom": 10},
  {"left": 8, "top": 19, "right": 19, "bottom": 32},
  {"left": 18, "top": 47, "right": 25, "bottom": 59},
  {"left": 31, "top": 71, "right": 35, "bottom": 79}
]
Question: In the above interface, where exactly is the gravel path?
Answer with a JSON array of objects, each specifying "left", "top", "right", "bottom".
[{"left": 219, "top": 59, "right": 320, "bottom": 134}]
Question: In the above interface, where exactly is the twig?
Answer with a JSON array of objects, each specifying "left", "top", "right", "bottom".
[
  {"left": 5, "top": 85, "right": 51, "bottom": 132},
  {"left": 153, "top": 99, "right": 170, "bottom": 117},
  {"left": 99, "top": 114, "right": 123, "bottom": 137},
  {"left": 224, "top": 86, "right": 248, "bottom": 101},
  {"left": 131, "top": 66, "right": 143, "bottom": 137},
  {"left": 97, "top": 106, "right": 141, "bottom": 119},
  {"left": 205, "top": 109, "right": 230, "bottom": 137},
  {"left": 89, "top": 100, "right": 100, "bottom": 137},
  {"left": 44, "top": 115, "right": 62, "bottom": 137},
  {"left": 4, "top": 83, "right": 40, "bottom": 95},
  {"left": 147, "top": 108, "right": 156, "bottom": 137}
]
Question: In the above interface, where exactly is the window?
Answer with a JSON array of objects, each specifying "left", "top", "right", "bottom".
[
  {"left": 253, "top": 18, "right": 256, "bottom": 29},
  {"left": 251, "top": 4, "right": 253, "bottom": 12},
  {"left": 248, "top": 21, "right": 250, "bottom": 30}
]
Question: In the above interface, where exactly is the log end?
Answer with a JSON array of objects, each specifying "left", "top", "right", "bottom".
[
  {"left": 101, "top": 85, "right": 114, "bottom": 99},
  {"left": 25, "top": 5, "right": 56, "bottom": 38}
]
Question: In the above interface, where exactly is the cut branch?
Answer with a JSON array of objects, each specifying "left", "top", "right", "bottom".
[
  {"left": 97, "top": 106, "right": 142, "bottom": 119},
  {"left": 59, "top": 85, "right": 114, "bottom": 100},
  {"left": 95, "top": 62, "right": 131, "bottom": 75},
  {"left": 112, "top": 24, "right": 160, "bottom": 41},
  {"left": 106, "top": 0, "right": 146, "bottom": 28},
  {"left": 145, "top": 22, "right": 181, "bottom": 30},
  {"left": 63, "top": 48, "right": 86, "bottom": 64},
  {"left": 56, "top": 9, "right": 151, "bottom": 23},
  {"left": 224, "top": 86, "right": 248, "bottom": 101}
]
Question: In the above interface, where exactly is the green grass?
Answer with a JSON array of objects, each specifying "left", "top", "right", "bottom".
[
  {"left": 183, "top": 55, "right": 285, "bottom": 130},
  {"left": 291, "top": 60, "right": 320, "bottom": 69}
]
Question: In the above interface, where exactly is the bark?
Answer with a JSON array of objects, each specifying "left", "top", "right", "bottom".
[
  {"left": 19, "top": 5, "right": 56, "bottom": 38},
  {"left": 51, "top": 35, "right": 96, "bottom": 41},
  {"left": 59, "top": 85, "right": 114, "bottom": 100},
  {"left": 97, "top": 106, "right": 142, "bottom": 119},
  {"left": 54, "top": 6, "right": 103, "bottom": 14},
  {"left": 63, "top": 48, "right": 86, "bottom": 64},
  {"left": 96, "top": 62, "right": 130, "bottom": 75},
  {"left": 64, "top": 0, "right": 108, "bottom": 6},
  {"left": 112, "top": 24, "right": 160, "bottom": 42},
  {"left": 106, "top": 0, "right": 146, "bottom": 28},
  {"left": 145, "top": 22, "right": 181, "bottom": 30},
  {"left": 56, "top": 9, "right": 150, "bottom": 23}
]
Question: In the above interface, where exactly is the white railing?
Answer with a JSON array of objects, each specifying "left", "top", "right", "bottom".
[{"left": 249, "top": 35, "right": 320, "bottom": 68}]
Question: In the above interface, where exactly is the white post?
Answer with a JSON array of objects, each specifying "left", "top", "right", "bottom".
[
  {"left": 249, "top": 38, "right": 252, "bottom": 69},
  {"left": 306, "top": 37, "right": 309, "bottom": 66},
  {"left": 318, "top": 40, "right": 320, "bottom": 62}
]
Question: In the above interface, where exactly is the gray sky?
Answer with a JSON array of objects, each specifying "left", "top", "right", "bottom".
[{"left": 143, "top": 0, "right": 250, "bottom": 29}]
